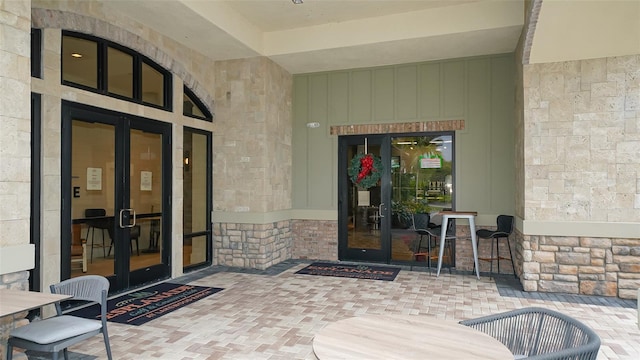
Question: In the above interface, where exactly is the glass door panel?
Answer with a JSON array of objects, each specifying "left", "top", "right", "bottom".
[
  {"left": 183, "top": 128, "right": 211, "bottom": 269},
  {"left": 129, "top": 128, "right": 163, "bottom": 273},
  {"left": 342, "top": 136, "right": 387, "bottom": 262},
  {"left": 390, "top": 135, "right": 454, "bottom": 268},
  {"left": 64, "top": 102, "right": 171, "bottom": 292},
  {"left": 70, "top": 120, "right": 116, "bottom": 278}
]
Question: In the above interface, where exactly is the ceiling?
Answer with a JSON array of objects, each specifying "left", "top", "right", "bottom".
[{"left": 99, "top": 0, "right": 525, "bottom": 74}]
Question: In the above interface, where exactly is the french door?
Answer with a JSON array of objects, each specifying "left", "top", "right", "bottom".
[
  {"left": 338, "top": 133, "right": 455, "bottom": 266},
  {"left": 61, "top": 101, "right": 171, "bottom": 292},
  {"left": 339, "top": 135, "right": 389, "bottom": 262}
]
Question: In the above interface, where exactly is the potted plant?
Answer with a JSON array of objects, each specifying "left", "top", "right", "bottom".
[
  {"left": 405, "top": 199, "right": 432, "bottom": 215},
  {"left": 391, "top": 200, "right": 412, "bottom": 229},
  {"left": 405, "top": 200, "right": 433, "bottom": 230}
]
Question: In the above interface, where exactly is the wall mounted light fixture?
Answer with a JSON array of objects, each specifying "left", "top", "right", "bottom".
[{"left": 184, "top": 151, "right": 190, "bottom": 172}]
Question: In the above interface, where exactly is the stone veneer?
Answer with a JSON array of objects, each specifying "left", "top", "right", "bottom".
[
  {"left": 0, "top": 0, "right": 33, "bottom": 357},
  {"left": 291, "top": 220, "right": 338, "bottom": 261},
  {"left": 214, "top": 221, "right": 292, "bottom": 270},
  {"left": 212, "top": 57, "right": 292, "bottom": 213},
  {"left": 521, "top": 55, "right": 640, "bottom": 299},
  {"left": 520, "top": 234, "right": 640, "bottom": 299}
]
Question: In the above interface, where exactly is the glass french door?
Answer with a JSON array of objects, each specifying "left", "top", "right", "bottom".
[
  {"left": 339, "top": 135, "right": 389, "bottom": 262},
  {"left": 339, "top": 133, "right": 454, "bottom": 267},
  {"left": 62, "top": 101, "right": 171, "bottom": 292}
]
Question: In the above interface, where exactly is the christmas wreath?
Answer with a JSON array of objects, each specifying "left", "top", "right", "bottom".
[{"left": 348, "top": 153, "right": 383, "bottom": 189}]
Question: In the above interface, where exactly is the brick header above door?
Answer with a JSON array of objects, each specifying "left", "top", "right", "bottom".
[{"left": 330, "top": 120, "right": 465, "bottom": 136}]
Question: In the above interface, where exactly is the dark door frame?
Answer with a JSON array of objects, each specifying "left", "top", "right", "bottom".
[
  {"left": 338, "top": 134, "right": 391, "bottom": 263},
  {"left": 61, "top": 100, "right": 172, "bottom": 292},
  {"left": 338, "top": 131, "right": 457, "bottom": 266}
]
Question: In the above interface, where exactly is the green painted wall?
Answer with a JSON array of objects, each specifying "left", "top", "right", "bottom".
[{"left": 292, "top": 54, "right": 516, "bottom": 222}]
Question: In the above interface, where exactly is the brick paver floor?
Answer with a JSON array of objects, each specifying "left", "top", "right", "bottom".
[{"left": 26, "top": 260, "right": 640, "bottom": 359}]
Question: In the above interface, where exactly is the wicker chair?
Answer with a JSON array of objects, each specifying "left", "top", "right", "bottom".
[{"left": 459, "top": 307, "right": 600, "bottom": 360}]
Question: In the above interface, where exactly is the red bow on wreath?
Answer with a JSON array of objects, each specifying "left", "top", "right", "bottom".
[{"left": 356, "top": 154, "right": 374, "bottom": 183}]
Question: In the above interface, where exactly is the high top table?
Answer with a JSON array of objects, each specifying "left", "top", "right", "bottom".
[
  {"left": 436, "top": 211, "right": 480, "bottom": 279},
  {"left": 0, "top": 289, "right": 72, "bottom": 317},
  {"left": 313, "top": 315, "right": 513, "bottom": 360}
]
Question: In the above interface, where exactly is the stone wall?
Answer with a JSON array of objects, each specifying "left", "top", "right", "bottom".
[
  {"left": 0, "top": 0, "right": 33, "bottom": 356},
  {"left": 291, "top": 220, "right": 338, "bottom": 261},
  {"left": 213, "top": 221, "right": 292, "bottom": 270},
  {"left": 521, "top": 54, "right": 640, "bottom": 299},
  {"left": 213, "top": 57, "right": 292, "bottom": 213},
  {"left": 523, "top": 55, "right": 640, "bottom": 222},
  {"left": 521, "top": 236, "right": 640, "bottom": 299}
]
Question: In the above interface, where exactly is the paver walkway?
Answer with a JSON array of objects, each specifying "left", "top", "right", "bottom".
[{"left": 26, "top": 261, "right": 640, "bottom": 359}]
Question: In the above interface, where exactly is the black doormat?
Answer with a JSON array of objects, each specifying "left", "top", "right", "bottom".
[
  {"left": 295, "top": 262, "right": 400, "bottom": 281},
  {"left": 69, "top": 282, "right": 223, "bottom": 326},
  {"left": 26, "top": 350, "right": 96, "bottom": 360}
]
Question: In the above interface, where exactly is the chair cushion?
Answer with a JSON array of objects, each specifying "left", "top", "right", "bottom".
[{"left": 10, "top": 315, "right": 102, "bottom": 344}]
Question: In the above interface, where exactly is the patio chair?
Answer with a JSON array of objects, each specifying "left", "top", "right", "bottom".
[
  {"left": 411, "top": 213, "right": 454, "bottom": 270},
  {"left": 459, "top": 307, "right": 600, "bottom": 360},
  {"left": 475, "top": 214, "right": 516, "bottom": 278},
  {"left": 7, "top": 275, "right": 113, "bottom": 360}
]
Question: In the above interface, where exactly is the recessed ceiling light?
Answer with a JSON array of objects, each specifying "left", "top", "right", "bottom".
[{"left": 71, "top": 53, "right": 83, "bottom": 58}]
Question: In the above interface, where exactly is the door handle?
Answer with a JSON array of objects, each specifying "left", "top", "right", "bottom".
[
  {"left": 119, "top": 208, "right": 136, "bottom": 228},
  {"left": 378, "top": 203, "right": 385, "bottom": 218}
]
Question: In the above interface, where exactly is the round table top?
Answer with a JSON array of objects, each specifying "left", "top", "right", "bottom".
[{"left": 313, "top": 315, "right": 513, "bottom": 360}]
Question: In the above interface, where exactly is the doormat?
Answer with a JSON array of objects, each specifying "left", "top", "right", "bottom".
[
  {"left": 295, "top": 262, "right": 400, "bottom": 281},
  {"left": 26, "top": 350, "right": 96, "bottom": 360},
  {"left": 69, "top": 282, "right": 223, "bottom": 326}
]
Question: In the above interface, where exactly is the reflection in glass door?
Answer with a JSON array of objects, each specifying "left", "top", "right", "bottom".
[{"left": 63, "top": 102, "right": 171, "bottom": 292}]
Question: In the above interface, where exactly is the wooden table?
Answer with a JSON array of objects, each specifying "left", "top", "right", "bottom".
[
  {"left": 437, "top": 211, "right": 480, "bottom": 279},
  {"left": 0, "top": 289, "right": 72, "bottom": 317},
  {"left": 313, "top": 315, "right": 512, "bottom": 360}
]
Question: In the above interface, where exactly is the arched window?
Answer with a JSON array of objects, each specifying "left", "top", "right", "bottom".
[
  {"left": 61, "top": 31, "right": 172, "bottom": 110},
  {"left": 183, "top": 86, "right": 213, "bottom": 121}
]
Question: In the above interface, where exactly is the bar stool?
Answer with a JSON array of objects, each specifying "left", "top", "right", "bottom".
[
  {"left": 85, "top": 208, "right": 110, "bottom": 262},
  {"left": 475, "top": 215, "right": 516, "bottom": 278}
]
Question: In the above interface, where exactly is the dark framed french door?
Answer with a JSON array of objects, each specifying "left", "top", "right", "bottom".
[
  {"left": 339, "top": 132, "right": 455, "bottom": 266},
  {"left": 339, "top": 135, "right": 390, "bottom": 262},
  {"left": 61, "top": 101, "right": 172, "bottom": 292}
]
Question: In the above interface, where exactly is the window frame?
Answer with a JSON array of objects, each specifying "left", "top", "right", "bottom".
[
  {"left": 183, "top": 86, "right": 213, "bottom": 122},
  {"left": 61, "top": 31, "right": 173, "bottom": 112}
]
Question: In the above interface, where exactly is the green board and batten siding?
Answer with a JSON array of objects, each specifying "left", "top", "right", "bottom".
[{"left": 292, "top": 53, "right": 516, "bottom": 225}]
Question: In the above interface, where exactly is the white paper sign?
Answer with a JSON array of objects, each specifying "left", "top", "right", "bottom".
[
  {"left": 420, "top": 157, "right": 442, "bottom": 169},
  {"left": 140, "top": 171, "right": 152, "bottom": 191},
  {"left": 86, "top": 167, "right": 102, "bottom": 190},
  {"left": 358, "top": 191, "right": 370, "bottom": 206}
]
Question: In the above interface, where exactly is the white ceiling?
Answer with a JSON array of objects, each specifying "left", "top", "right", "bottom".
[{"left": 100, "top": 0, "right": 525, "bottom": 74}]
